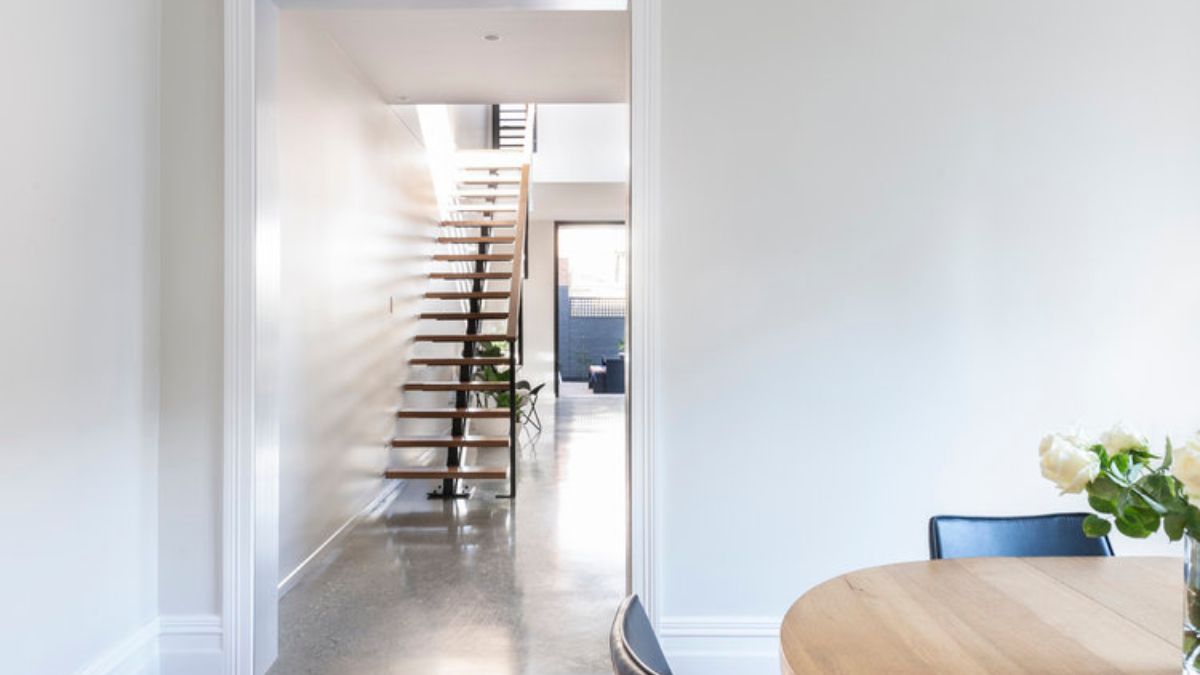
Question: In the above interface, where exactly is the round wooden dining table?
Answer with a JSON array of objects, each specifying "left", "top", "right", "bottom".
[{"left": 780, "top": 556, "right": 1182, "bottom": 674}]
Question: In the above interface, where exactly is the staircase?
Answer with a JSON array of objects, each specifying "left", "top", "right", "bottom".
[
  {"left": 387, "top": 105, "right": 535, "bottom": 500},
  {"left": 492, "top": 103, "right": 533, "bottom": 151}
]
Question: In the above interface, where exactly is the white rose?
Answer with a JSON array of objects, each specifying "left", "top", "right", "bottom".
[
  {"left": 1099, "top": 422, "right": 1147, "bottom": 455},
  {"left": 1171, "top": 436, "right": 1200, "bottom": 499},
  {"left": 1040, "top": 433, "right": 1100, "bottom": 494}
]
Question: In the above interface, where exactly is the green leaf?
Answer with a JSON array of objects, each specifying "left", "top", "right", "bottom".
[
  {"left": 1088, "top": 495, "right": 1117, "bottom": 515},
  {"left": 1136, "top": 475, "right": 1176, "bottom": 515},
  {"left": 1088, "top": 475, "right": 1122, "bottom": 501},
  {"left": 1127, "top": 506, "right": 1161, "bottom": 534},
  {"left": 1131, "top": 488, "right": 1168, "bottom": 516},
  {"left": 1112, "top": 452, "right": 1132, "bottom": 475},
  {"left": 1128, "top": 449, "right": 1156, "bottom": 465},
  {"left": 1082, "top": 515, "right": 1112, "bottom": 538},
  {"left": 1165, "top": 437, "right": 1175, "bottom": 471},
  {"left": 1165, "top": 512, "right": 1187, "bottom": 541},
  {"left": 1114, "top": 515, "right": 1150, "bottom": 539},
  {"left": 1116, "top": 491, "right": 1136, "bottom": 518},
  {"left": 1140, "top": 474, "right": 1174, "bottom": 501},
  {"left": 1186, "top": 506, "right": 1200, "bottom": 535}
]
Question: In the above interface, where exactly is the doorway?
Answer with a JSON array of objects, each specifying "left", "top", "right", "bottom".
[
  {"left": 554, "top": 221, "right": 628, "bottom": 398},
  {"left": 223, "top": 2, "right": 648, "bottom": 667}
]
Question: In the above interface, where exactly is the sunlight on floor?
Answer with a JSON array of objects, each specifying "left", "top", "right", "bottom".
[{"left": 271, "top": 395, "right": 625, "bottom": 675}]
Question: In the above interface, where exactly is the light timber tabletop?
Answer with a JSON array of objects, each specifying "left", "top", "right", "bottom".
[{"left": 780, "top": 556, "right": 1182, "bottom": 674}]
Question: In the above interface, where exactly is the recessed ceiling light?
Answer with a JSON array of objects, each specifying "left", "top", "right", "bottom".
[{"left": 483, "top": 34, "right": 501, "bottom": 42}]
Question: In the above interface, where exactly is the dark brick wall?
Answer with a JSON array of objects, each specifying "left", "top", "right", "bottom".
[{"left": 557, "top": 286, "right": 625, "bottom": 381}]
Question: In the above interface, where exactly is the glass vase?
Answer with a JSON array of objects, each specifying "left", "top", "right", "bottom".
[{"left": 1186, "top": 534, "right": 1200, "bottom": 674}]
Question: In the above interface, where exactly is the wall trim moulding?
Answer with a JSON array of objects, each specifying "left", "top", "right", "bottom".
[
  {"left": 160, "top": 614, "right": 224, "bottom": 674},
  {"left": 658, "top": 617, "right": 781, "bottom": 675},
  {"left": 629, "top": 0, "right": 661, "bottom": 625},
  {"left": 277, "top": 478, "right": 410, "bottom": 598},
  {"left": 73, "top": 619, "right": 159, "bottom": 675},
  {"left": 73, "top": 615, "right": 224, "bottom": 675},
  {"left": 160, "top": 614, "right": 224, "bottom": 654},
  {"left": 658, "top": 616, "right": 782, "bottom": 638},
  {"left": 223, "top": 0, "right": 259, "bottom": 673}
]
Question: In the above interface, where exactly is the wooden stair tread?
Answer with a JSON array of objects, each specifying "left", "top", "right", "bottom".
[
  {"left": 457, "top": 177, "right": 520, "bottom": 185},
  {"left": 390, "top": 435, "right": 509, "bottom": 448},
  {"left": 440, "top": 220, "right": 517, "bottom": 227},
  {"left": 424, "top": 291, "right": 509, "bottom": 300},
  {"left": 419, "top": 312, "right": 508, "bottom": 321},
  {"left": 404, "top": 381, "right": 509, "bottom": 391},
  {"left": 409, "top": 357, "right": 510, "bottom": 367},
  {"left": 454, "top": 189, "right": 520, "bottom": 198},
  {"left": 395, "top": 408, "right": 510, "bottom": 419},
  {"left": 384, "top": 466, "right": 507, "bottom": 480},
  {"left": 429, "top": 272, "right": 511, "bottom": 280},
  {"left": 415, "top": 334, "right": 509, "bottom": 343},
  {"left": 448, "top": 204, "right": 517, "bottom": 212},
  {"left": 436, "top": 236, "right": 515, "bottom": 244},
  {"left": 432, "top": 253, "right": 513, "bottom": 262}
]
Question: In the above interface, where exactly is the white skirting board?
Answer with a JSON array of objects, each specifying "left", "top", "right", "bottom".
[
  {"left": 159, "top": 615, "right": 223, "bottom": 675},
  {"left": 658, "top": 618, "right": 781, "bottom": 675},
  {"left": 276, "top": 471, "right": 420, "bottom": 598},
  {"left": 73, "top": 619, "right": 159, "bottom": 675},
  {"left": 73, "top": 615, "right": 223, "bottom": 675},
  {"left": 78, "top": 469, "right": 420, "bottom": 675}
]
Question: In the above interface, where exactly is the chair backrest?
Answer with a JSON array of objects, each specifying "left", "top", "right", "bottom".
[
  {"left": 604, "top": 356, "right": 625, "bottom": 392},
  {"left": 610, "top": 595, "right": 673, "bottom": 675},
  {"left": 929, "top": 513, "right": 1114, "bottom": 560}
]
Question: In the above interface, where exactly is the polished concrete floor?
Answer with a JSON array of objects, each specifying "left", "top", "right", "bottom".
[{"left": 270, "top": 395, "right": 626, "bottom": 675}]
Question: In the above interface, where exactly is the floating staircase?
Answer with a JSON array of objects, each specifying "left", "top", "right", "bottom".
[
  {"left": 387, "top": 105, "right": 535, "bottom": 499},
  {"left": 493, "top": 103, "right": 533, "bottom": 151}
]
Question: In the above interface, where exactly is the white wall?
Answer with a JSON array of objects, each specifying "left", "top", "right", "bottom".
[
  {"left": 276, "top": 12, "right": 441, "bottom": 584},
  {"left": 157, "top": 0, "right": 227, "bottom": 670},
  {"left": 450, "top": 104, "right": 492, "bottom": 150},
  {"left": 0, "top": 1, "right": 162, "bottom": 673},
  {"left": 525, "top": 183, "right": 629, "bottom": 392},
  {"left": 159, "top": 0, "right": 224, "bottom": 626},
  {"left": 532, "top": 104, "right": 629, "bottom": 183},
  {"left": 654, "top": 0, "right": 1200, "bottom": 670}
]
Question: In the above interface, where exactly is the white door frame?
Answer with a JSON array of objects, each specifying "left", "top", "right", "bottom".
[{"left": 221, "top": 1, "right": 661, "bottom": 671}]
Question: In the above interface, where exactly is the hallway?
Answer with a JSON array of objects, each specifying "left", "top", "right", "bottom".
[{"left": 270, "top": 395, "right": 626, "bottom": 675}]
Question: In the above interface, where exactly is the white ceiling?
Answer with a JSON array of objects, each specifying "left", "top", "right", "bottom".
[{"left": 301, "top": 9, "right": 629, "bottom": 103}]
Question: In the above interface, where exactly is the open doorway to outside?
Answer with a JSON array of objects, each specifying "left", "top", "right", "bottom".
[{"left": 555, "top": 222, "right": 628, "bottom": 398}]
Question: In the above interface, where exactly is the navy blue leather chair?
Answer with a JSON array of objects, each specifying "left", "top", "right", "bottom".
[
  {"left": 611, "top": 595, "right": 672, "bottom": 675},
  {"left": 602, "top": 355, "right": 626, "bottom": 394},
  {"left": 929, "top": 513, "right": 1114, "bottom": 560}
]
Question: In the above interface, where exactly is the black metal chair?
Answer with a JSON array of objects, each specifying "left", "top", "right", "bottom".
[
  {"left": 928, "top": 513, "right": 1114, "bottom": 560},
  {"left": 521, "top": 383, "right": 545, "bottom": 432},
  {"left": 610, "top": 595, "right": 673, "bottom": 675}
]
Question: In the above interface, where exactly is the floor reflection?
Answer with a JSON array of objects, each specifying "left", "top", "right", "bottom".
[{"left": 271, "top": 395, "right": 625, "bottom": 675}]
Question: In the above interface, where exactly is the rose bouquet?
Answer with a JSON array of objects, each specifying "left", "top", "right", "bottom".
[
  {"left": 1040, "top": 423, "right": 1200, "bottom": 672},
  {"left": 1040, "top": 424, "right": 1200, "bottom": 540}
]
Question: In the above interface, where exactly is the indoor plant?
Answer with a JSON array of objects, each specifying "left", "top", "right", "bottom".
[
  {"left": 1040, "top": 424, "right": 1200, "bottom": 672},
  {"left": 471, "top": 341, "right": 541, "bottom": 434}
]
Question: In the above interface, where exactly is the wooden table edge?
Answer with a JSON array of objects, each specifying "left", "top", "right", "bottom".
[{"left": 778, "top": 556, "right": 1183, "bottom": 675}]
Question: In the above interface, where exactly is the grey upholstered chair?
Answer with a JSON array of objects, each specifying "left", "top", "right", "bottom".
[
  {"left": 929, "top": 513, "right": 1114, "bottom": 560},
  {"left": 610, "top": 595, "right": 673, "bottom": 675}
]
